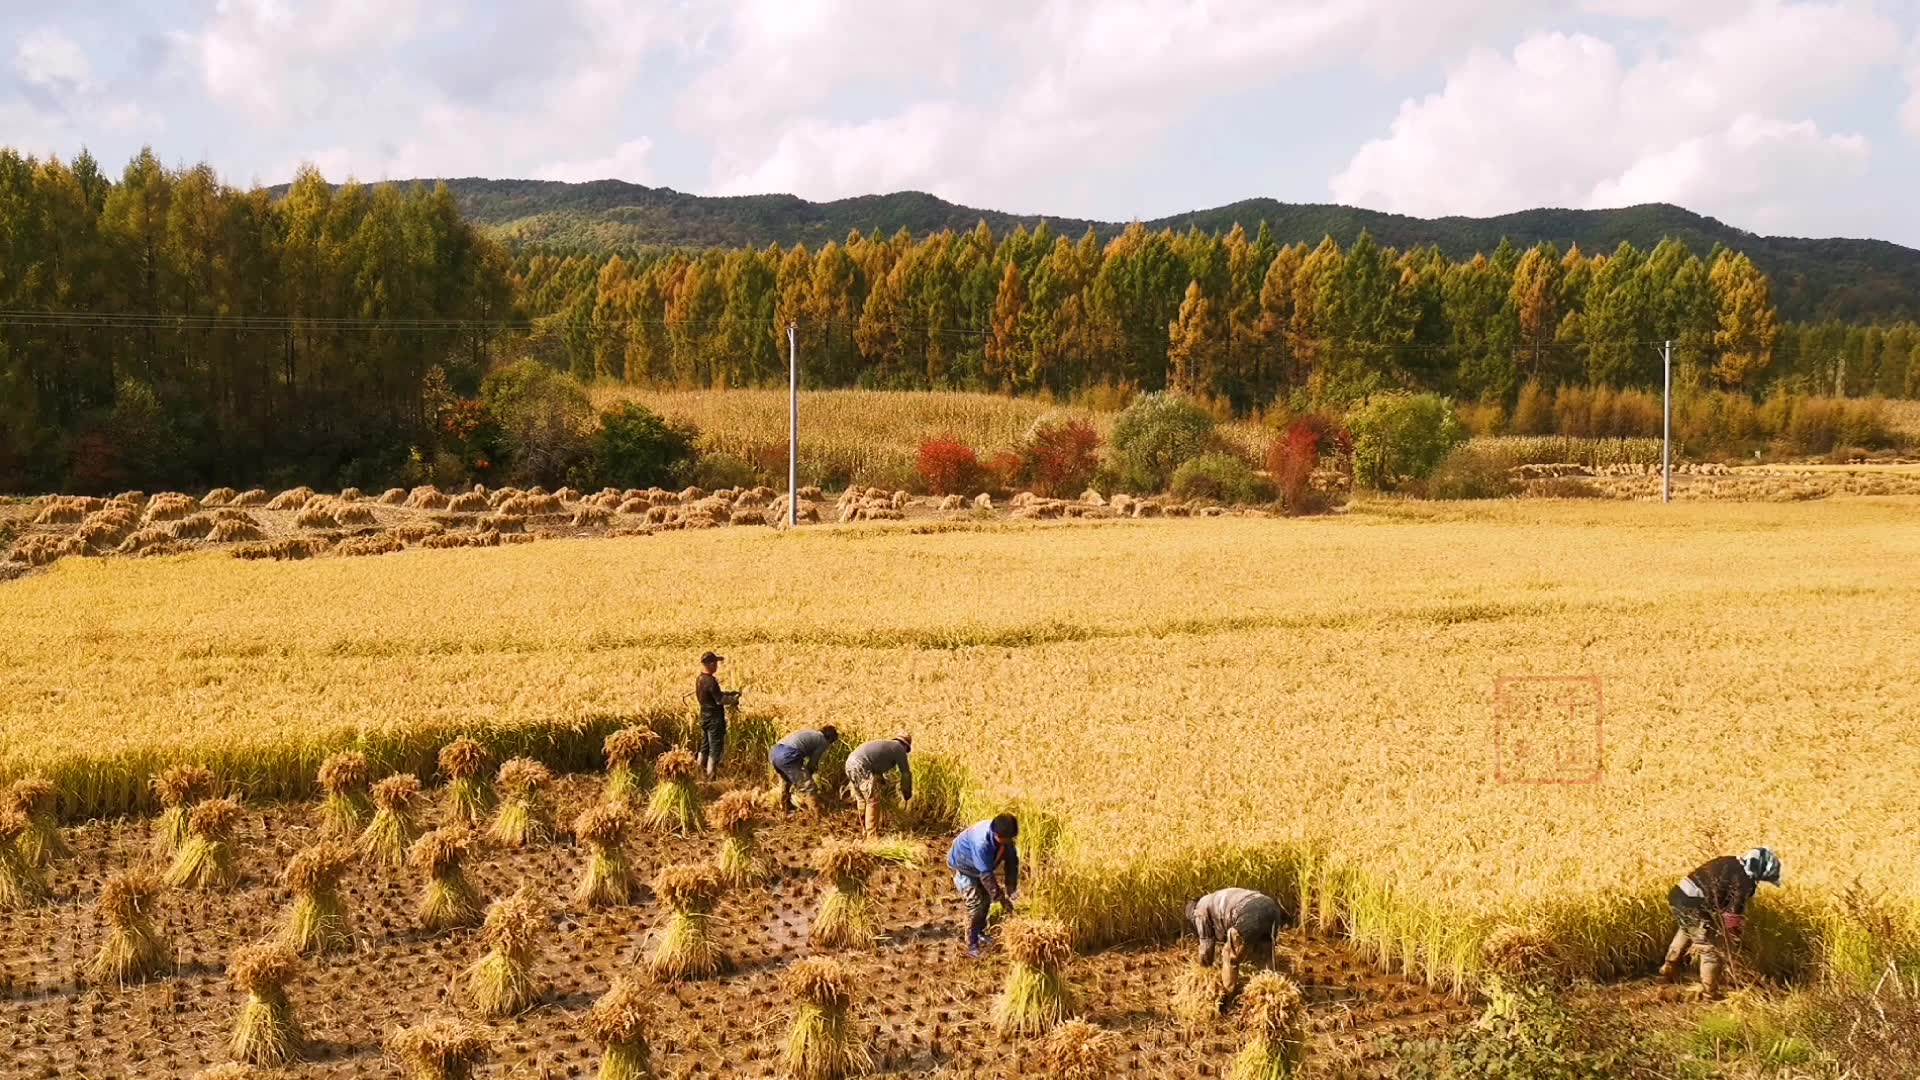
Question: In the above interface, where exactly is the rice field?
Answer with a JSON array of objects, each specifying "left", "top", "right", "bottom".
[{"left": 4, "top": 499, "right": 1918, "bottom": 991}]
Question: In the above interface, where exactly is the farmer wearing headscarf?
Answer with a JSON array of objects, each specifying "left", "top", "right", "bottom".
[{"left": 1660, "top": 847, "right": 1782, "bottom": 997}]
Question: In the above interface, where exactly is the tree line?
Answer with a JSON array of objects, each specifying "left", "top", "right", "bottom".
[
  {"left": 517, "top": 222, "right": 1919, "bottom": 408},
  {"left": 0, "top": 150, "right": 511, "bottom": 492},
  {"left": 3, "top": 147, "right": 1917, "bottom": 493}
]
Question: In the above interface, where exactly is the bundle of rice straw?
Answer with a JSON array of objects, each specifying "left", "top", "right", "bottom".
[
  {"left": 362, "top": 774, "right": 425, "bottom": 866},
  {"left": 783, "top": 956, "right": 870, "bottom": 1080},
  {"left": 227, "top": 941, "right": 303, "bottom": 1066},
  {"left": 88, "top": 868, "right": 171, "bottom": 985}
]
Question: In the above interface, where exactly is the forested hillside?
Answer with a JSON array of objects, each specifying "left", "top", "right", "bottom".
[
  {"left": 516, "top": 222, "right": 1919, "bottom": 410},
  {"left": 4, "top": 147, "right": 1918, "bottom": 494},
  {"left": 425, "top": 178, "right": 1920, "bottom": 324}
]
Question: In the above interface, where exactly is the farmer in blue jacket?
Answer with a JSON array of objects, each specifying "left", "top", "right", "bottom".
[{"left": 948, "top": 814, "right": 1020, "bottom": 957}]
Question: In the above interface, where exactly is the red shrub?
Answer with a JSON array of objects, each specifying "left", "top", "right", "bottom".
[
  {"left": 916, "top": 436, "right": 982, "bottom": 495},
  {"left": 1022, "top": 419, "right": 1101, "bottom": 497},
  {"left": 1268, "top": 414, "right": 1349, "bottom": 516},
  {"left": 984, "top": 450, "right": 1025, "bottom": 492}
]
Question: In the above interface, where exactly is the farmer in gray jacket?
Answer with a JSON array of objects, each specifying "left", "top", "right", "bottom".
[
  {"left": 1188, "top": 888, "right": 1285, "bottom": 994},
  {"left": 843, "top": 734, "right": 912, "bottom": 837},
  {"left": 769, "top": 725, "right": 839, "bottom": 812}
]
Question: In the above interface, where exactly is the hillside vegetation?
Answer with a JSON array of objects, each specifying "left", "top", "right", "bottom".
[{"left": 426, "top": 177, "right": 1920, "bottom": 323}]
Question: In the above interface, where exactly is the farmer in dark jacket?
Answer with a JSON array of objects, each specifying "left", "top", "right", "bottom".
[
  {"left": 843, "top": 734, "right": 913, "bottom": 837},
  {"left": 1660, "top": 847, "right": 1782, "bottom": 996},
  {"left": 1188, "top": 888, "right": 1285, "bottom": 994},
  {"left": 769, "top": 725, "right": 839, "bottom": 811},
  {"left": 693, "top": 651, "right": 738, "bottom": 780},
  {"left": 948, "top": 814, "right": 1019, "bottom": 957}
]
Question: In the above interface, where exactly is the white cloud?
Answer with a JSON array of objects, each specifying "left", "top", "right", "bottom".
[
  {"left": 1330, "top": 2, "right": 1904, "bottom": 235},
  {"left": 16, "top": 29, "right": 94, "bottom": 94},
  {"left": 698, "top": 0, "right": 1562, "bottom": 206},
  {"left": 1903, "top": 41, "right": 1920, "bottom": 138},
  {"left": 536, "top": 137, "right": 657, "bottom": 183}
]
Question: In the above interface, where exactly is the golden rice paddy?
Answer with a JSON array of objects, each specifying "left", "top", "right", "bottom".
[{"left": 4, "top": 498, "right": 1917, "bottom": 987}]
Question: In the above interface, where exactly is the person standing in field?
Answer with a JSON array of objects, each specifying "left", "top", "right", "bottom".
[
  {"left": 1660, "top": 847, "right": 1782, "bottom": 997},
  {"left": 693, "top": 651, "right": 737, "bottom": 780},
  {"left": 843, "top": 734, "right": 913, "bottom": 837},
  {"left": 769, "top": 725, "right": 839, "bottom": 812},
  {"left": 1187, "top": 888, "right": 1285, "bottom": 995},
  {"left": 948, "top": 814, "right": 1019, "bottom": 958}
]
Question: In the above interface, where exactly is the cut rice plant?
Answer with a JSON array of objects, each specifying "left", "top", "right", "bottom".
[
  {"left": 1171, "top": 962, "right": 1226, "bottom": 1030},
  {"left": 228, "top": 941, "right": 303, "bottom": 1066},
  {"left": 643, "top": 748, "right": 705, "bottom": 835},
  {"left": 709, "top": 789, "right": 767, "bottom": 887},
  {"left": 167, "top": 797, "right": 244, "bottom": 890},
  {"left": 573, "top": 803, "right": 638, "bottom": 907},
  {"left": 386, "top": 1015, "right": 495, "bottom": 1080},
  {"left": 315, "top": 751, "right": 373, "bottom": 837},
  {"left": 151, "top": 764, "right": 215, "bottom": 857},
  {"left": 463, "top": 887, "right": 546, "bottom": 1019},
  {"left": 488, "top": 758, "right": 556, "bottom": 848},
  {"left": 1479, "top": 923, "right": 1560, "bottom": 987},
  {"left": 602, "top": 726, "right": 662, "bottom": 808},
  {"left": 89, "top": 868, "right": 172, "bottom": 986},
  {"left": 362, "top": 773, "right": 425, "bottom": 867},
  {"left": 809, "top": 838, "right": 921, "bottom": 951},
  {"left": 411, "top": 827, "right": 484, "bottom": 932},
  {"left": 0, "top": 809, "right": 50, "bottom": 911},
  {"left": 278, "top": 840, "right": 356, "bottom": 955},
  {"left": 1229, "top": 971, "right": 1309, "bottom": 1080},
  {"left": 438, "top": 737, "right": 495, "bottom": 826},
  {"left": 993, "top": 917, "right": 1078, "bottom": 1036},
  {"left": 194, "top": 1064, "right": 255, "bottom": 1080},
  {"left": 649, "top": 864, "right": 727, "bottom": 981},
  {"left": 783, "top": 956, "right": 870, "bottom": 1080},
  {"left": 1041, "top": 1019, "right": 1118, "bottom": 1080},
  {"left": 3, "top": 776, "right": 68, "bottom": 866},
  {"left": 586, "top": 975, "right": 658, "bottom": 1080}
]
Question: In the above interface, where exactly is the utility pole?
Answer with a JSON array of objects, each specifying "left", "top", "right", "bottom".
[
  {"left": 1662, "top": 339, "right": 1672, "bottom": 505},
  {"left": 787, "top": 321, "right": 799, "bottom": 527}
]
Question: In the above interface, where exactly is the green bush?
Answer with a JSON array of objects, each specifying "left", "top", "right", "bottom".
[
  {"left": 1347, "top": 391, "right": 1466, "bottom": 491},
  {"left": 481, "top": 360, "right": 592, "bottom": 485},
  {"left": 1423, "top": 446, "right": 1515, "bottom": 500},
  {"left": 1108, "top": 392, "right": 1216, "bottom": 492},
  {"left": 581, "top": 402, "right": 699, "bottom": 490},
  {"left": 1169, "top": 453, "right": 1272, "bottom": 504},
  {"left": 693, "top": 451, "right": 760, "bottom": 490}
]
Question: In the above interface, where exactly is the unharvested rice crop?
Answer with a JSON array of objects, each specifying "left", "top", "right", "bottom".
[{"left": 3, "top": 501, "right": 1919, "bottom": 991}]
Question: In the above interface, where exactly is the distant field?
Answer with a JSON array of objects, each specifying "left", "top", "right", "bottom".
[
  {"left": 5, "top": 499, "right": 1917, "bottom": 986},
  {"left": 595, "top": 387, "right": 1269, "bottom": 488}
]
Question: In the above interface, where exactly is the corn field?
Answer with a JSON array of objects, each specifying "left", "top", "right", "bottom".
[{"left": 3, "top": 499, "right": 1917, "bottom": 990}]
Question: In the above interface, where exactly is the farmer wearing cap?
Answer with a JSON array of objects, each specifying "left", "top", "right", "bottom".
[
  {"left": 1660, "top": 847, "right": 1783, "bottom": 996},
  {"left": 693, "top": 651, "right": 738, "bottom": 780},
  {"left": 1187, "top": 888, "right": 1285, "bottom": 995},
  {"left": 843, "top": 734, "right": 913, "bottom": 837},
  {"left": 769, "top": 724, "right": 839, "bottom": 812}
]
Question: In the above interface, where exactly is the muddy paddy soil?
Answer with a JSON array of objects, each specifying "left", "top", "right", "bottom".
[{"left": 0, "top": 778, "right": 1474, "bottom": 1078}]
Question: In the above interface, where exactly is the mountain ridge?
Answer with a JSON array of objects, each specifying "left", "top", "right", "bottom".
[{"left": 353, "top": 177, "right": 1920, "bottom": 323}]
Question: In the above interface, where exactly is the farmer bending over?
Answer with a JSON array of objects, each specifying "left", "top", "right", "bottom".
[
  {"left": 1660, "top": 847, "right": 1782, "bottom": 997},
  {"left": 693, "top": 651, "right": 739, "bottom": 780},
  {"left": 1188, "top": 888, "right": 1285, "bottom": 996},
  {"left": 843, "top": 734, "right": 913, "bottom": 837},
  {"left": 769, "top": 725, "right": 839, "bottom": 812},
  {"left": 949, "top": 814, "right": 1019, "bottom": 958}
]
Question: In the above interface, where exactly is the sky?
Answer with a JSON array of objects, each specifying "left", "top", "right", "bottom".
[{"left": 4, "top": 0, "right": 1919, "bottom": 246}]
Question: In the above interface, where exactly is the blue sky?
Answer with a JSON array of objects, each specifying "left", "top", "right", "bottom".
[{"left": 4, "top": 1, "right": 1919, "bottom": 245}]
